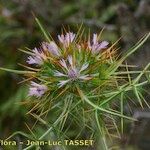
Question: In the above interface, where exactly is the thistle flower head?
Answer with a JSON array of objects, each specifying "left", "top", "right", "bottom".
[
  {"left": 42, "top": 41, "right": 60, "bottom": 56},
  {"left": 26, "top": 48, "right": 44, "bottom": 65},
  {"left": 25, "top": 31, "right": 111, "bottom": 96},
  {"left": 58, "top": 32, "right": 76, "bottom": 47},
  {"left": 54, "top": 56, "right": 91, "bottom": 87},
  {"left": 26, "top": 47, "right": 50, "bottom": 65},
  {"left": 28, "top": 81, "right": 47, "bottom": 97},
  {"left": 88, "top": 33, "right": 109, "bottom": 54}
]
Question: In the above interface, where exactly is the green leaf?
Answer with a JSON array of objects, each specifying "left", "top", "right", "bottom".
[
  {"left": 107, "top": 32, "right": 150, "bottom": 77},
  {"left": 77, "top": 86, "right": 136, "bottom": 121},
  {"left": 35, "top": 17, "right": 51, "bottom": 42},
  {"left": 0, "top": 67, "right": 35, "bottom": 74}
]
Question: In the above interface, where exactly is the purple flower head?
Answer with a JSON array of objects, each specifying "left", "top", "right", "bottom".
[
  {"left": 26, "top": 56, "right": 43, "bottom": 65},
  {"left": 42, "top": 41, "right": 60, "bottom": 56},
  {"left": 88, "top": 34, "right": 109, "bottom": 54},
  {"left": 68, "top": 67, "right": 78, "bottom": 79},
  {"left": 58, "top": 32, "right": 76, "bottom": 47},
  {"left": 54, "top": 56, "right": 91, "bottom": 88},
  {"left": 28, "top": 81, "right": 47, "bottom": 97},
  {"left": 26, "top": 48, "right": 46, "bottom": 65}
]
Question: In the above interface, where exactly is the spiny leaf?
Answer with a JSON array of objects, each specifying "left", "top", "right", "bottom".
[
  {"left": 35, "top": 17, "right": 51, "bottom": 42},
  {"left": 0, "top": 67, "right": 35, "bottom": 74},
  {"left": 107, "top": 32, "right": 150, "bottom": 77},
  {"left": 77, "top": 86, "right": 136, "bottom": 121}
]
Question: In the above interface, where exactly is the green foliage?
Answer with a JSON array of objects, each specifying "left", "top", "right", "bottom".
[
  {"left": 1, "top": 19, "right": 149, "bottom": 150},
  {"left": 0, "top": 0, "right": 149, "bottom": 150}
]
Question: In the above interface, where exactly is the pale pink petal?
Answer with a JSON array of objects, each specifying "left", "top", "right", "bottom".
[
  {"left": 98, "top": 41, "right": 109, "bottom": 49},
  {"left": 79, "top": 75, "right": 91, "bottom": 80},
  {"left": 69, "top": 32, "right": 76, "bottom": 42},
  {"left": 33, "top": 48, "right": 40, "bottom": 56},
  {"left": 26, "top": 56, "right": 36, "bottom": 64},
  {"left": 58, "top": 32, "right": 75, "bottom": 47},
  {"left": 93, "top": 34, "right": 98, "bottom": 45},
  {"left": 28, "top": 82, "right": 47, "bottom": 97},
  {"left": 26, "top": 56, "right": 43, "bottom": 65},
  {"left": 59, "top": 59, "right": 68, "bottom": 70},
  {"left": 58, "top": 35, "right": 65, "bottom": 43},
  {"left": 54, "top": 70, "right": 67, "bottom": 77},
  {"left": 46, "top": 41, "right": 60, "bottom": 56},
  {"left": 67, "top": 55, "right": 73, "bottom": 66},
  {"left": 80, "top": 63, "right": 89, "bottom": 72},
  {"left": 58, "top": 80, "right": 70, "bottom": 88}
]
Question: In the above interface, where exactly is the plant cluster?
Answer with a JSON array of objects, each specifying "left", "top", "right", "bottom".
[{"left": 1, "top": 21, "right": 150, "bottom": 149}]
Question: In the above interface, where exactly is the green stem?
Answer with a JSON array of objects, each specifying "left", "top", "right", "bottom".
[
  {"left": 95, "top": 110, "right": 108, "bottom": 150},
  {"left": 77, "top": 86, "right": 136, "bottom": 121}
]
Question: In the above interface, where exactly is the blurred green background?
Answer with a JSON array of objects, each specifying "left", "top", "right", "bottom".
[{"left": 0, "top": 0, "right": 149, "bottom": 149}]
